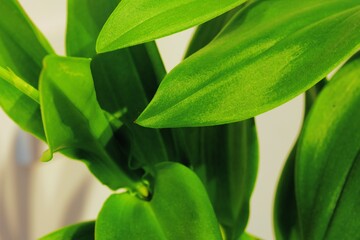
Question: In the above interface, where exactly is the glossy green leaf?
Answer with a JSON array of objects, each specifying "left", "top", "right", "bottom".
[
  {"left": 66, "top": 0, "right": 120, "bottom": 57},
  {"left": 0, "top": 0, "right": 52, "bottom": 139},
  {"left": 96, "top": 0, "right": 247, "bottom": 52},
  {"left": 296, "top": 55, "right": 360, "bottom": 239},
  {"left": 39, "top": 221, "right": 94, "bottom": 240},
  {"left": 274, "top": 80, "right": 326, "bottom": 240},
  {"left": 40, "top": 55, "right": 140, "bottom": 190},
  {"left": 91, "top": 45, "right": 170, "bottom": 170},
  {"left": 137, "top": 0, "right": 360, "bottom": 128},
  {"left": 96, "top": 162, "right": 222, "bottom": 240},
  {"left": 0, "top": 66, "right": 45, "bottom": 140}
]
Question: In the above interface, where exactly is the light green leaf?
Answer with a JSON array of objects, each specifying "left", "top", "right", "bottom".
[
  {"left": 39, "top": 221, "right": 94, "bottom": 240},
  {"left": 66, "top": 0, "right": 120, "bottom": 57},
  {"left": 296, "top": 54, "right": 360, "bottom": 239},
  {"left": 136, "top": 0, "right": 360, "bottom": 128},
  {"left": 238, "top": 232, "right": 260, "bottom": 240},
  {"left": 0, "top": 0, "right": 52, "bottom": 139},
  {"left": 0, "top": 0, "right": 53, "bottom": 87},
  {"left": 91, "top": 46, "right": 169, "bottom": 170},
  {"left": 274, "top": 80, "right": 326, "bottom": 240},
  {"left": 95, "top": 162, "right": 222, "bottom": 240},
  {"left": 96, "top": 0, "right": 247, "bottom": 52},
  {"left": 40, "top": 55, "right": 140, "bottom": 190},
  {"left": 0, "top": 66, "right": 44, "bottom": 140}
]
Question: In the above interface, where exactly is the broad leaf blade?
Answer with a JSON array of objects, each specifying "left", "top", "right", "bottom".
[
  {"left": 39, "top": 221, "right": 94, "bottom": 240},
  {"left": 91, "top": 46, "right": 169, "bottom": 170},
  {"left": 137, "top": 0, "right": 360, "bottom": 128},
  {"left": 0, "top": 67, "right": 44, "bottom": 140},
  {"left": 96, "top": 0, "right": 247, "bottom": 52},
  {"left": 96, "top": 162, "right": 222, "bottom": 240},
  {"left": 66, "top": 0, "right": 120, "bottom": 57},
  {"left": 40, "top": 55, "right": 139, "bottom": 190},
  {"left": 296, "top": 55, "right": 360, "bottom": 239}
]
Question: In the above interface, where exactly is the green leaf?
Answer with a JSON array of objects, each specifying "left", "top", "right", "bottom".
[
  {"left": 174, "top": 10, "right": 258, "bottom": 239},
  {"left": 91, "top": 45, "right": 170, "bottom": 170},
  {"left": 238, "top": 232, "right": 260, "bottom": 240},
  {"left": 39, "top": 221, "right": 94, "bottom": 240},
  {"left": 95, "top": 162, "right": 222, "bottom": 240},
  {"left": 0, "top": 66, "right": 45, "bottom": 140},
  {"left": 0, "top": 0, "right": 53, "bottom": 87},
  {"left": 196, "top": 120, "right": 258, "bottom": 239},
  {"left": 96, "top": 0, "right": 247, "bottom": 52},
  {"left": 296, "top": 54, "right": 360, "bottom": 239},
  {"left": 0, "top": 0, "right": 52, "bottom": 139},
  {"left": 39, "top": 55, "right": 140, "bottom": 190},
  {"left": 136, "top": 0, "right": 360, "bottom": 128},
  {"left": 66, "top": 0, "right": 120, "bottom": 57},
  {"left": 185, "top": 5, "right": 243, "bottom": 57},
  {"left": 274, "top": 80, "right": 326, "bottom": 240}
]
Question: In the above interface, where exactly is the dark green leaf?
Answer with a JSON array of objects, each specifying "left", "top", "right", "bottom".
[
  {"left": 40, "top": 55, "right": 140, "bottom": 190},
  {"left": 196, "top": 120, "right": 258, "bottom": 239},
  {"left": 66, "top": 0, "right": 120, "bottom": 57},
  {"left": 185, "top": 5, "right": 243, "bottom": 57},
  {"left": 91, "top": 45, "right": 170, "bottom": 170},
  {"left": 296, "top": 55, "right": 360, "bottom": 239},
  {"left": 137, "top": 0, "right": 360, "bottom": 128},
  {"left": 39, "top": 221, "right": 95, "bottom": 240},
  {"left": 96, "top": 162, "right": 222, "bottom": 240},
  {"left": 274, "top": 80, "right": 326, "bottom": 240},
  {"left": 96, "top": 0, "right": 247, "bottom": 52},
  {"left": 0, "top": 67, "right": 44, "bottom": 140}
]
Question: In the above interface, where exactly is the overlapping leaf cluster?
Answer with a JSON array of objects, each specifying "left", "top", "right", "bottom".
[{"left": 0, "top": 0, "right": 359, "bottom": 239}]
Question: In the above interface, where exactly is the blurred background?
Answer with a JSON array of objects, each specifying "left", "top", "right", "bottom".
[{"left": 0, "top": 1, "right": 304, "bottom": 239}]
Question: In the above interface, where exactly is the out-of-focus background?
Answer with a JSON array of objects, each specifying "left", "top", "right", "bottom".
[{"left": 0, "top": 1, "right": 304, "bottom": 239}]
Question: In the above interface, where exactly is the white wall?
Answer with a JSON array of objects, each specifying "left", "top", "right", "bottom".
[{"left": 0, "top": 1, "right": 304, "bottom": 239}]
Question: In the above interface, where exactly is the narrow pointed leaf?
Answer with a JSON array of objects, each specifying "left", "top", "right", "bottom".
[
  {"left": 0, "top": 67, "right": 44, "bottom": 140},
  {"left": 96, "top": 0, "right": 247, "bottom": 52},
  {"left": 274, "top": 80, "right": 326, "bottom": 240},
  {"left": 296, "top": 55, "right": 360, "bottom": 240},
  {"left": 91, "top": 46, "right": 169, "bottom": 170},
  {"left": 137, "top": 0, "right": 360, "bottom": 128},
  {"left": 40, "top": 55, "right": 140, "bottom": 190},
  {"left": 96, "top": 162, "right": 222, "bottom": 240},
  {"left": 66, "top": 0, "right": 120, "bottom": 57},
  {"left": 39, "top": 221, "right": 94, "bottom": 240},
  {"left": 197, "top": 120, "right": 258, "bottom": 239}
]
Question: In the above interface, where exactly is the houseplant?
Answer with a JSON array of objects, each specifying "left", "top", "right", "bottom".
[{"left": 0, "top": 0, "right": 359, "bottom": 239}]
